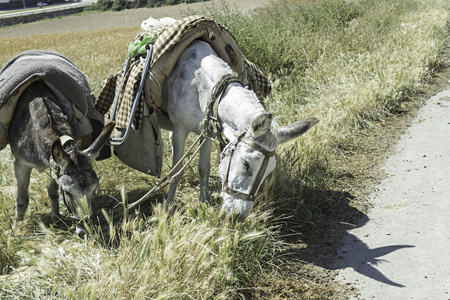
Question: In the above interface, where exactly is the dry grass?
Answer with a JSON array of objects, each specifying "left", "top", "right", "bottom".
[
  {"left": 0, "top": 27, "right": 139, "bottom": 94},
  {"left": 0, "top": 0, "right": 448, "bottom": 298}
]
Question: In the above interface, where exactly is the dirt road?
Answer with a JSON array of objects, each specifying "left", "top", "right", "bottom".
[
  {"left": 334, "top": 86, "right": 450, "bottom": 298},
  {"left": 0, "top": 0, "right": 266, "bottom": 37}
]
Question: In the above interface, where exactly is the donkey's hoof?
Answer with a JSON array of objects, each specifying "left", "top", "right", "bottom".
[
  {"left": 13, "top": 220, "right": 23, "bottom": 228},
  {"left": 50, "top": 213, "right": 63, "bottom": 225}
]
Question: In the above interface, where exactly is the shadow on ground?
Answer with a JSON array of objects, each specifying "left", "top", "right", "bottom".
[
  {"left": 92, "top": 188, "right": 164, "bottom": 223},
  {"left": 281, "top": 188, "right": 415, "bottom": 292},
  {"left": 334, "top": 233, "right": 414, "bottom": 287}
]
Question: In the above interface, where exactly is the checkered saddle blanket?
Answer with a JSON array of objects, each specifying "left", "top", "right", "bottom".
[{"left": 95, "top": 15, "right": 272, "bottom": 130}]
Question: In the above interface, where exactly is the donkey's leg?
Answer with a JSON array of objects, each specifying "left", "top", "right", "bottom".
[
  {"left": 48, "top": 178, "right": 61, "bottom": 223},
  {"left": 13, "top": 160, "right": 32, "bottom": 226},
  {"left": 198, "top": 138, "right": 212, "bottom": 202},
  {"left": 165, "top": 127, "right": 189, "bottom": 204}
]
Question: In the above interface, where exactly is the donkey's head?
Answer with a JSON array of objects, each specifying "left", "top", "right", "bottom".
[
  {"left": 50, "top": 122, "right": 115, "bottom": 221},
  {"left": 219, "top": 113, "right": 319, "bottom": 220}
]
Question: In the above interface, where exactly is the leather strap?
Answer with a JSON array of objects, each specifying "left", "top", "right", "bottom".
[{"left": 221, "top": 132, "right": 275, "bottom": 201}]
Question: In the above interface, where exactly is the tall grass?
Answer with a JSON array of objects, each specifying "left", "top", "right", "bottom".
[
  {"left": 185, "top": 0, "right": 449, "bottom": 221},
  {"left": 0, "top": 0, "right": 448, "bottom": 298},
  {"left": 1, "top": 199, "right": 282, "bottom": 298}
]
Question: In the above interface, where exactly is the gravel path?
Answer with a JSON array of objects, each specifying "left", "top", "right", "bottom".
[{"left": 334, "top": 88, "right": 450, "bottom": 299}]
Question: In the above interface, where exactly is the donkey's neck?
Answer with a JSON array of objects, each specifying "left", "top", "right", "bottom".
[
  {"left": 165, "top": 40, "right": 267, "bottom": 138},
  {"left": 217, "top": 83, "right": 266, "bottom": 134},
  {"left": 9, "top": 81, "right": 74, "bottom": 168},
  {"left": 31, "top": 88, "right": 73, "bottom": 149},
  {"left": 194, "top": 51, "right": 266, "bottom": 136}
]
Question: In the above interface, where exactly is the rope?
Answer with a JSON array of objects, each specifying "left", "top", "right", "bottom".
[
  {"left": 127, "top": 74, "right": 241, "bottom": 210},
  {"left": 127, "top": 134, "right": 207, "bottom": 209},
  {"left": 202, "top": 73, "right": 243, "bottom": 146}
]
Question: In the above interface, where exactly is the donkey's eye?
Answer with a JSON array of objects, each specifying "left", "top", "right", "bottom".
[{"left": 241, "top": 158, "right": 250, "bottom": 170}]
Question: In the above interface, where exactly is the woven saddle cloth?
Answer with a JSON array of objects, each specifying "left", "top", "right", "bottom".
[{"left": 95, "top": 15, "right": 272, "bottom": 130}]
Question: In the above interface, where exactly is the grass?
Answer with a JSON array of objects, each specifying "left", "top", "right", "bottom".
[
  {"left": 186, "top": 0, "right": 449, "bottom": 222},
  {"left": 0, "top": 0, "right": 449, "bottom": 298}
]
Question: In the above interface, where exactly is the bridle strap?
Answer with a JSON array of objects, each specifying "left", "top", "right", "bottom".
[
  {"left": 240, "top": 137, "right": 274, "bottom": 157},
  {"left": 49, "top": 157, "right": 75, "bottom": 216},
  {"left": 60, "top": 186, "right": 74, "bottom": 216},
  {"left": 221, "top": 130, "right": 246, "bottom": 192},
  {"left": 239, "top": 137, "right": 274, "bottom": 198},
  {"left": 223, "top": 186, "right": 255, "bottom": 201},
  {"left": 250, "top": 150, "right": 274, "bottom": 198},
  {"left": 221, "top": 133, "right": 275, "bottom": 201}
]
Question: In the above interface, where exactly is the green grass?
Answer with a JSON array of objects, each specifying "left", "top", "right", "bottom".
[{"left": 0, "top": 0, "right": 448, "bottom": 298}]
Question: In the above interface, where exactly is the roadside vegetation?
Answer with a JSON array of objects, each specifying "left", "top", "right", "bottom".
[
  {"left": 0, "top": 0, "right": 448, "bottom": 298},
  {"left": 86, "top": 0, "right": 207, "bottom": 12}
]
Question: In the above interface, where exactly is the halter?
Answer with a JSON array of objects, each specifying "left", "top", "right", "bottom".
[
  {"left": 220, "top": 130, "right": 275, "bottom": 201},
  {"left": 49, "top": 135, "right": 92, "bottom": 217},
  {"left": 204, "top": 74, "right": 275, "bottom": 202}
]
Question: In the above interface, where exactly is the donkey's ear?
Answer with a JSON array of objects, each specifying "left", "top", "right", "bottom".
[
  {"left": 83, "top": 122, "right": 115, "bottom": 160},
  {"left": 51, "top": 138, "right": 73, "bottom": 171},
  {"left": 277, "top": 118, "right": 319, "bottom": 144},
  {"left": 250, "top": 112, "right": 274, "bottom": 139}
]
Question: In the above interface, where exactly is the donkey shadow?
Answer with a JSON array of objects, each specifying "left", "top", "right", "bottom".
[
  {"left": 54, "top": 184, "right": 413, "bottom": 287},
  {"left": 334, "top": 231, "right": 414, "bottom": 287},
  {"left": 283, "top": 189, "right": 414, "bottom": 288}
]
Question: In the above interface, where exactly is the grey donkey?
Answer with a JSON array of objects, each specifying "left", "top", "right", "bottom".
[{"left": 9, "top": 81, "right": 115, "bottom": 227}]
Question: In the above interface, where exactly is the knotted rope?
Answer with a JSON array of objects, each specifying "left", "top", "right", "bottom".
[{"left": 202, "top": 73, "right": 243, "bottom": 147}]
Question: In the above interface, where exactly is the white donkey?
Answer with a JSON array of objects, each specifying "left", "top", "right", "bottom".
[{"left": 157, "top": 40, "right": 319, "bottom": 219}]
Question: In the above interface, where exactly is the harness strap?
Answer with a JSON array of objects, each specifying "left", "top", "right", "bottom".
[
  {"left": 221, "top": 130, "right": 246, "bottom": 190},
  {"left": 221, "top": 132, "right": 275, "bottom": 202}
]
